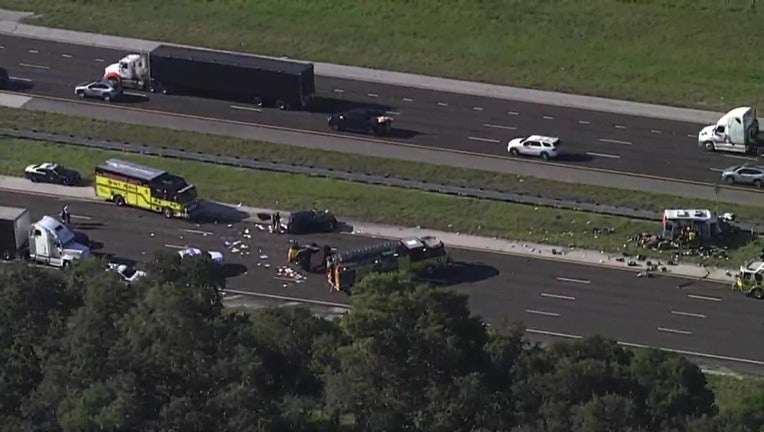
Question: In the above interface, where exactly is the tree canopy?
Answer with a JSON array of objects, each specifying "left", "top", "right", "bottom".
[{"left": 0, "top": 255, "right": 756, "bottom": 431}]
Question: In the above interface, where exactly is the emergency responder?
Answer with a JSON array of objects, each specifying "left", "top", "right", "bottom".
[
  {"left": 272, "top": 211, "right": 282, "bottom": 233},
  {"left": 60, "top": 205, "right": 71, "bottom": 225},
  {"left": 287, "top": 240, "right": 300, "bottom": 264}
]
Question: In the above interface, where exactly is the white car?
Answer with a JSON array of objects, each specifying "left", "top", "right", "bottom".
[
  {"left": 107, "top": 262, "right": 146, "bottom": 283},
  {"left": 507, "top": 135, "right": 561, "bottom": 160},
  {"left": 178, "top": 247, "right": 224, "bottom": 265}
]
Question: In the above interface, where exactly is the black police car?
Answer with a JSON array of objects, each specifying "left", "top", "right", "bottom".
[
  {"left": 24, "top": 162, "right": 82, "bottom": 186},
  {"left": 285, "top": 209, "right": 338, "bottom": 234},
  {"left": 328, "top": 108, "right": 393, "bottom": 136}
]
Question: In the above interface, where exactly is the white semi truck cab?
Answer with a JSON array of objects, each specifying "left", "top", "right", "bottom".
[
  {"left": 104, "top": 53, "right": 151, "bottom": 90},
  {"left": 698, "top": 106, "right": 762, "bottom": 154}
]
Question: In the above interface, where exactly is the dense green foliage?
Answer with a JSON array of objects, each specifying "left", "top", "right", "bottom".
[{"left": 0, "top": 253, "right": 762, "bottom": 431}]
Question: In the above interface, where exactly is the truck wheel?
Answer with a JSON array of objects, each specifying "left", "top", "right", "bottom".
[
  {"left": 113, "top": 195, "right": 125, "bottom": 206},
  {"left": 703, "top": 141, "right": 715, "bottom": 151},
  {"left": 163, "top": 207, "right": 173, "bottom": 218},
  {"left": 275, "top": 100, "right": 287, "bottom": 110},
  {"left": 253, "top": 97, "right": 263, "bottom": 107},
  {"left": 753, "top": 288, "right": 764, "bottom": 299},
  {"left": 62, "top": 261, "right": 70, "bottom": 269}
]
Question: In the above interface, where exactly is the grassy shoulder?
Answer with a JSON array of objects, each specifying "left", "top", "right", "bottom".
[
  {"left": 2, "top": 138, "right": 761, "bottom": 268},
  {"left": 3, "top": 107, "right": 764, "bottom": 226},
  {"left": 2, "top": 0, "right": 761, "bottom": 109},
  {"left": 708, "top": 373, "right": 764, "bottom": 416}
]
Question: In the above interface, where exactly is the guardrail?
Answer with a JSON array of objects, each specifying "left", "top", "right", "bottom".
[{"left": 3, "top": 127, "right": 763, "bottom": 235}]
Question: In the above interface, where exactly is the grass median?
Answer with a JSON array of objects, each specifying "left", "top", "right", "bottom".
[
  {"left": 2, "top": 0, "right": 761, "bottom": 109},
  {"left": 2, "top": 107, "right": 763, "bottom": 227},
  {"left": 1, "top": 137, "right": 761, "bottom": 268}
]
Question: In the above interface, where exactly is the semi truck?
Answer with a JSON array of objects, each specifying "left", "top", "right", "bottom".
[
  {"left": 103, "top": 45, "right": 316, "bottom": 110},
  {"left": 698, "top": 106, "right": 764, "bottom": 154},
  {"left": 0, "top": 206, "right": 91, "bottom": 267}
]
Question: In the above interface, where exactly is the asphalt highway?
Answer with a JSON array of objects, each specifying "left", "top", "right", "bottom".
[
  {"left": 2, "top": 34, "right": 761, "bottom": 185},
  {"left": 3, "top": 189, "right": 763, "bottom": 372}
]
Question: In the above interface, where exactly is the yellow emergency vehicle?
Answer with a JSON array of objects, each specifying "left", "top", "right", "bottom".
[
  {"left": 735, "top": 260, "right": 764, "bottom": 299},
  {"left": 94, "top": 158, "right": 200, "bottom": 218},
  {"left": 326, "top": 236, "right": 452, "bottom": 293}
]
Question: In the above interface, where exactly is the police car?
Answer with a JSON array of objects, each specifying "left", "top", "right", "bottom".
[
  {"left": 178, "top": 247, "right": 224, "bottom": 265},
  {"left": 24, "top": 162, "right": 82, "bottom": 186}
]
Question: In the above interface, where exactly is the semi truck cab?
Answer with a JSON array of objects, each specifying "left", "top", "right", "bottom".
[
  {"left": 104, "top": 53, "right": 150, "bottom": 90},
  {"left": 699, "top": 106, "right": 761, "bottom": 154},
  {"left": 29, "top": 216, "right": 90, "bottom": 267}
]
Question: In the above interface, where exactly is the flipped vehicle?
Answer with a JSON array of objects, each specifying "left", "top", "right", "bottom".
[
  {"left": 107, "top": 262, "right": 146, "bottom": 284},
  {"left": 282, "top": 209, "right": 338, "bottom": 234},
  {"left": 507, "top": 135, "right": 561, "bottom": 160},
  {"left": 24, "top": 162, "right": 81, "bottom": 186},
  {"left": 74, "top": 79, "right": 123, "bottom": 102},
  {"left": 328, "top": 108, "right": 393, "bottom": 136},
  {"left": 721, "top": 165, "right": 764, "bottom": 188},
  {"left": 178, "top": 247, "right": 224, "bottom": 265}
]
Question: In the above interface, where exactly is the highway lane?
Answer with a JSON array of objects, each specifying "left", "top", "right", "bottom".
[
  {"left": 2, "top": 34, "right": 761, "bottom": 186},
  {"left": 3, "top": 189, "right": 763, "bottom": 371}
]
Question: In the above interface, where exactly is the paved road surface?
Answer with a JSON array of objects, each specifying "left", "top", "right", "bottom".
[
  {"left": 2, "top": 34, "right": 761, "bottom": 187},
  {"left": 3, "top": 189, "right": 763, "bottom": 373}
]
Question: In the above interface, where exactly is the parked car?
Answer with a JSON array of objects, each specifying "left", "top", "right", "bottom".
[
  {"left": 0, "top": 67, "right": 9, "bottom": 89},
  {"left": 74, "top": 79, "right": 123, "bottom": 102},
  {"left": 721, "top": 165, "right": 764, "bottom": 187},
  {"left": 178, "top": 247, "right": 224, "bottom": 265},
  {"left": 328, "top": 108, "right": 393, "bottom": 135},
  {"left": 283, "top": 209, "right": 338, "bottom": 234},
  {"left": 107, "top": 262, "right": 146, "bottom": 284},
  {"left": 507, "top": 135, "right": 561, "bottom": 160},
  {"left": 24, "top": 162, "right": 81, "bottom": 186}
]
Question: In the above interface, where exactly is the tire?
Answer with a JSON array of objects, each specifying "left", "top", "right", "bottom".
[
  {"left": 30, "top": 175, "right": 38, "bottom": 183},
  {"left": 540, "top": 152, "right": 550, "bottom": 160},
  {"left": 103, "top": 94, "right": 111, "bottom": 102},
  {"left": 424, "top": 265, "right": 435, "bottom": 276},
  {"left": 753, "top": 288, "right": 764, "bottom": 300},
  {"left": 275, "top": 99, "right": 287, "bottom": 110},
  {"left": 703, "top": 141, "right": 715, "bottom": 151},
  {"left": 330, "top": 123, "right": 339, "bottom": 131},
  {"left": 62, "top": 260, "right": 70, "bottom": 269},
  {"left": 253, "top": 97, "right": 263, "bottom": 107},
  {"left": 755, "top": 179, "right": 763, "bottom": 188},
  {"left": 113, "top": 195, "right": 125, "bottom": 206},
  {"left": 76, "top": 90, "right": 85, "bottom": 98},
  {"left": 327, "top": 221, "right": 337, "bottom": 232},
  {"left": 724, "top": 176, "right": 735, "bottom": 184},
  {"left": 510, "top": 148, "right": 520, "bottom": 157},
  {"left": 163, "top": 207, "right": 173, "bottom": 218}
]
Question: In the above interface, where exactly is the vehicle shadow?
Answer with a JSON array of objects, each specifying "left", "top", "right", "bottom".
[
  {"left": 6, "top": 78, "right": 33, "bottom": 91},
  {"left": 385, "top": 128, "right": 422, "bottom": 140},
  {"left": 555, "top": 152, "right": 594, "bottom": 163},
  {"left": 117, "top": 93, "right": 150, "bottom": 104},
  {"left": 222, "top": 263, "right": 248, "bottom": 278},
  {"left": 426, "top": 262, "right": 500, "bottom": 286},
  {"left": 307, "top": 96, "right": 393, "bottom": 114},
  {"left": 193, "top": 201, "right": 250, "bottom": 224},
  {"left": 72, "top": 221, "right": 105, "bottom": 231}
]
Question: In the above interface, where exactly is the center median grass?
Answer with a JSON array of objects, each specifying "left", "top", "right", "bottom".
[
  {"left": 2, "top": 107, "right": 764, "bottom": 227},
  {"left": 1, "top": 137, "right": 761, "bottom": 268},
  {"left": 1, "top": 0, "right": 761, "bottom": 109}
]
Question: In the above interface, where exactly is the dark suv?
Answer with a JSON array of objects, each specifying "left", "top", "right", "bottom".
[
  {"left": 328, "top": 108, "right": 393, "bottom": 136},
  {"left": 285, "top": 209, "right": 338, "bottom": 234}
]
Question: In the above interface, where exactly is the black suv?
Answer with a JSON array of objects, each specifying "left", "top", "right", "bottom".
[
  {"left": 285, "top": 209, "right": 338, "bottom": 234},
  {"left": 328, "top": 108, "right": 393, "bottom": 136}
]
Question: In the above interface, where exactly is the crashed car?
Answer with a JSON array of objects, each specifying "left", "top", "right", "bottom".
[
  {"left": 327, "top": 108, "right": 393, "bottom": 136},
  {"left": 282, "top": 209, "right": 338, "bottom": 234},
  {"left": 106, "top": 262, "right": 146, "bottom": 283},
  {"left": 178, "top": 247, "right": 224, "bottom": 265}
]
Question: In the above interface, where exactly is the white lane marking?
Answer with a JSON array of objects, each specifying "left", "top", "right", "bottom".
[
  {"left": 542, "top": 115, "right": 554, "bottom": 120},
  {"left": 180, "top": 228, "right": 213, "bottom": 236},
  {"left": 437, "top": 102, "right": 448, "bottom": 106},
  {"left": 671, "top": 310, "right": 707, "bottom": 319},
  {"left": 0, "top": 45, "right": 4, "bottom": 49},
  {"left": 723, "top": 154, "right": 758, "bottom": 162},
  {"left": 95, "top": 58, "right": 105, "bottom": 62},
  {"left": 61, "top": 53, "right": 72, "bottom": 58},
  {"left": 367, "top": 93, "right": 378, "bottom": 97},
  {"left": 599, "top": 138, "right": 632, "bottom": 145},
  {"left": 687, "top": 294, "right": 722, "bottom": 302},
  {"left": 9, "top": 76, "right": 33, "bottom": 82},
  {"left": 19, "top": 63, "right": 49, "bottom": 70},
  {"left": 225, "top": 288, "right": 350, "bottom": 308},
  {"left": 473, "top": 106, "right": 484, "bottom": 111},
  {"left": 224, "top": 295, "right": 243, "bottom": 300},
  {"left": 274, "top": 276, "right": 300, "bottom": 282},
  {"left": 508, "top": 111, "right": 519, "bottom": 116},
  {"left": 708, "top": 168, "right": 725, "bottom": 173},
  {"left": 403, "top": 97, "right": 414, "bottom": 102},
  {"left": 123, "top": 91, "right": 146, "bottom": 97},
  {"left": 230, "top": 105, "right": 262, "bottom": 112},
  {"left": 614, "top": 124, "right": 626, "bottom": 129},
  {"left": 658, "top": 327, "right": 693, "bottom": 336},
  {"left": 70, "top": 214, "right": 91, "bottom": 220},
  {"left": 586, "top": 152, "right": 621, "bottom": 159},
  {"left": 28, "top": 49, "right": 39, "bottom": 54},
  {"left": 687, "top": 134, "right": 697, "bottom": 138},
  {"left": 556, "top": 277, "right": 591, "bottom": 284},
  {"left": 578, "top": 120, "right": 590, "bottom": 125},
  {"left": 468, "top": 136, "right": 501, "bottom": 143},
  {"left": 651, "top": 129, "right": 661, "bottom": 134},
  {"left": 541, "top": 293, "right": 576, "bottom": 301},
  {"left": 385, "top": 110, "right": 400, "bottom": 115},
  {"left": 483, "top": 123, "right": 516, "bottom": 130},
  {"left": 332, "top": 88, "right": 344, "bottom": 93},
  {"left": 164, "top": 244, "right": 188, "bottom": 250},
  {"left": 527, "top": 328, "right": 764, "bottom": 366},
  {"left": 525, "top": 309, "right": 560, "bottom": 317}
]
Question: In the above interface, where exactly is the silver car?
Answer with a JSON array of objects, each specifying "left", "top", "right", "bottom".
[
  {"left": 721, "top": 165, "right": 764, "bottom": 187},
  {"left": 74, "top": 80, "right": 122, "bottom": 102}
]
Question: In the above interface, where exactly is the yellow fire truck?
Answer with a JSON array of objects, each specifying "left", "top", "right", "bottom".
[
  {"left": 94, "top": 159, "right": 201, "bottom": 218},
  {"left": 735, "top": 261, "right": 764, "bottom": 299},
  {"left": 326, "top": 236, "right": 452, "bottom": 293}
]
